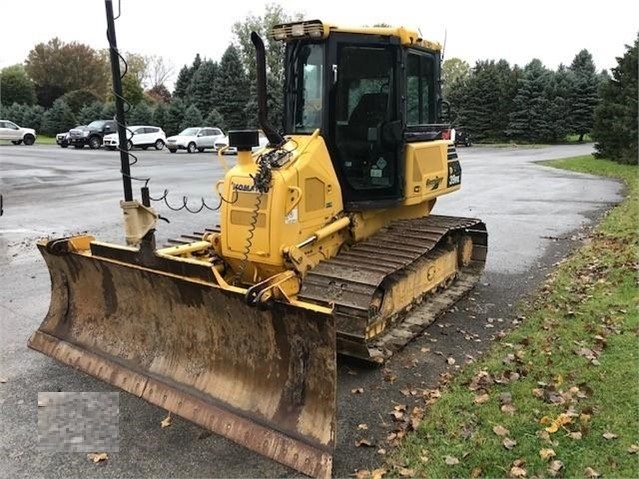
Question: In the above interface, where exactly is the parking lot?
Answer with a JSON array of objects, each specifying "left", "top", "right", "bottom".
[{"left": 0, "top": 142, "right": 622, "bottom": 478}]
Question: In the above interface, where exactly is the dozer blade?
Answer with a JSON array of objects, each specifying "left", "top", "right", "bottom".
[{"left": 28, "top": 238, "right": 336, "bottom": 478}]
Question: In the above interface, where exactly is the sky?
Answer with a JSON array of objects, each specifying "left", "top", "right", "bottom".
[{"left": 1, "top": 0, "right": 637, "bottom": 86}]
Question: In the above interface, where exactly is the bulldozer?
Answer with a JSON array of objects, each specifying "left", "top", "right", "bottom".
[{"left": 28, "top": 10, "right": 487, "bottom": 479}]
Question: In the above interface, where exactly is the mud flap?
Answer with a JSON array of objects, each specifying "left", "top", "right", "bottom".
[{"left": 29, "top": 240, "right": 336, "bottom": 478}]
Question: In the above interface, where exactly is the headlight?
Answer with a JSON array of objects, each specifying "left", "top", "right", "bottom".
[{"left": 82, "top": 131, "right": 90, "bottom": 137}]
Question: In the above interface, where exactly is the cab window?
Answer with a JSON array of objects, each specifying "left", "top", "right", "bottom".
[{"left": 406, "top": 53, "right": 436, "bottom": 125}]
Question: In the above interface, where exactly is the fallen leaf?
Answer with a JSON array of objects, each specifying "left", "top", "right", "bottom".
[
  {"left": 397, "top": 467, "right": 415, "bottom": 477},
  {"left": 493, "top": 425, "right": 510, "bottom": 436},
  {"left": 86, "top": 452, "right": 108, "bottom": 463},
  {"left": 602, "top": 431, "right": 617, "bottom": 440},
  {"left": 371, "top": 468, "right": 386, "bottom": 479},
  {"left": 503, "top": 437, "right": 517, "bottom": 450},
  {"left": 509, "top": 466, "right": 526, "bottom": 478},
  {"left": 37, "top": 399, "right": 46, "bottom": 407},
  {"left": 471, "top": 467, "right": 482, "bottom": 478},
  {"left": 501, "top": 403, "right": 516, "bottom": 415},
  {"left": 444, "top": 455, "right": 459, "bottom": 465},
  {"left": 568, "top": 431, "right": 582, "bottom": 440},
  {"left": 500, "top": 392, "right": 513, "bottom": 404},
  {"left": 351, "top": 388, "right": 364, "bottom": 394},
  {"left": 377, "top": 448, "right": 387, "bottom": 455},
  {"left": 628, "top": 443, "right": 639, "bottom": 454},
  {"left": 355, "top": 438, "right": 374, "bottom": 448},
  {"left": 539, "top": 448, "right": 556, "bottom": 460},
  {"left": 160, "top": 413, "right": 172, "bottom": 428},
  {"left": 447, "top": 357, "right": 456, "bottom": 365},
  {"left": 390, "top": 410, "right": 404, "bottom": 420},
  {"left": 357, "top": 423, "right": 369, "bottom": 430},
  {"left": 474, "top": 393, "right": 490, "bottom": 404},
  {"left": 548, "top": 460, "right": 563, "bottom": 476},
  {"left": 0, "top": 377, "right": 7, "bottom": 383},
  {"left": 584, "top": 466, "right": 600, "bottom": 478},
  {"left": 355, "top": 469, "right": 370, "bottom": 479},
  {"left": 542, "top": 413, "right": 571, "bottom": 433}
]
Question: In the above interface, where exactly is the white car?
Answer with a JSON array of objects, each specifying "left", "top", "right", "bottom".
[
  {"left": 166, "top": 127, "right": 224, "bottom": 154},
  {"left": 103, "top": 126, "right": 167, "bottom": 151},
  {"left": 0, "top": 120, "right": 37, "bottom": 145},
  {"left": 214, "top": 130, "right": 269, "bottom": 155}
]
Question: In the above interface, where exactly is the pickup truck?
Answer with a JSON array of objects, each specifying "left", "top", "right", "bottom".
[{"left": 68, "top": 120, "right": 117, "bottom": 149}]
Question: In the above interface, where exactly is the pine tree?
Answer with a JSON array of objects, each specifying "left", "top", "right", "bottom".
[
  {"left": 213, "top": 46, "right": 249, "bottom": 130},
  {"left": 180, "top": 105, "right": 203, "bottom": 131},
  {"left": 22, "top": 105, "right": 45, "bottom": 131},
  {"left": 128, "top": 102, "right": 153, "bottom": 125},
  {"left": 78, "top": 102, "right": 105, "bottom": 125},
  {"left": 101, "top": 102, "right": 116, "bottom": 120},
  {"left": 507, "top": 59, "right": 553, "bottom": 142},
  {"left": 568, "top": 49, "right": 599, "bottom": 141},
  {"left": 544, "top": 66, "right": 574, "bottom": 142},
  {"left": 152, "top": 102, "right": 168, "bottom": 130},
  {"left": 593, "top": 37, "right": 638, "bottom": 164},
  {"left": 190, "top": 60, "right": 218, "bottom": 115},
  {"left": 165, "top": 98, "right": 186, "bottom": 136},
  {"left": 173, "top": 54, "right": 202, "bottom": 101},
  {"left": 42, "top": 98, "right": 76, "bottom": 135},
  {"left": 204, "top": 109, "right": 225, "bottom": 130}
]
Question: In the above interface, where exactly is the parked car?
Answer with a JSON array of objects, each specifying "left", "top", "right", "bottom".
[
  {"left": 0, "top": 120, "right": 37, "bottom": 145},
  {"left": 56, "top": 126, "right": 86, "bottom": 148},
  {"left": 214, "top": 130, "right": 269, "bottom": 155},
  {"left": 103, "top": 126, "right": 167, "bottom": 151},
  {"left": 68, "top": 120, "right": 117, "bottom": 149},
  {"left": 453, "top": 127, "right": 472, "bottom": 147},
  {"left": 166, "top": 127, "right": 224, "bottom": 153}
]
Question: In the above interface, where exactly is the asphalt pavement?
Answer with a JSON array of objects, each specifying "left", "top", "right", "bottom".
[{"left": 0, "top": 142, "right": 622, "bottom": 478}]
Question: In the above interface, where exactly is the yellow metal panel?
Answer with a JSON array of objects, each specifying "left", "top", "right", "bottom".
[{"left": 304, "top": 177, "right": 326, "bottom": 213}]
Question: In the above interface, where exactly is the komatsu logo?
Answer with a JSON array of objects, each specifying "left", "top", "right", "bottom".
[{"left": 232, "top": 183, "right": 256, "bottom": 192}]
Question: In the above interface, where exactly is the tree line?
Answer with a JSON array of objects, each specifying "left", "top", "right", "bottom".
[{"left": 0, "top": 5, "right": 635, "bottom": 164}]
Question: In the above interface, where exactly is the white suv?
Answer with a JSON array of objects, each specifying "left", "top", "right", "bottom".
[
  {"left": 166, "top": 127, "right": 224, "bottom": 153},
  {"left": 0, "top": 120, "right": 37, "bottom": 145},
  {"left": 103, "top": 125, "right": 166, "bottom": 150}
]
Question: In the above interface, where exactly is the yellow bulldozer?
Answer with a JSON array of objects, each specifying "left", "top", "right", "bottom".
[{"left": 29, "top": 11, "right": 487, "bottom": 479}]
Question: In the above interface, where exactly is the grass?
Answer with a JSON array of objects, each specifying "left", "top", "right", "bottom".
[
  {"left": 36, "top": 135, "right": 56, "bottom": 145},
  {"left": 391, "top": 155, "right": 638, "bottom": 478}
]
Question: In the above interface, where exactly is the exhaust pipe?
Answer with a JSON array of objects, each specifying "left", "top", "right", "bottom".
[{"left": 250, "top": 32, "right": 284, "bottom": 146}]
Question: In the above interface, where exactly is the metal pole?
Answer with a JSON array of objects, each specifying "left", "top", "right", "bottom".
[{"left": 105, "top": 0, "right": 133, "bottom": 202}]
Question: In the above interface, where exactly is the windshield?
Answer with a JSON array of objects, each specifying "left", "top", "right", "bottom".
[
  {"left": 287, "top": 43, "right": 324, "bottom": 134},
  {"left": 179, "top": 128, "right": 199, "bottom": 136},
  {"left": 87, "top": 120, "right": 105, "bottom": 129}
]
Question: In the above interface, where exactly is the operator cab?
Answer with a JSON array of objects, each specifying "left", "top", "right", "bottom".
[{"left": 277, "top": 20, "right": 446, "bottom": 209}]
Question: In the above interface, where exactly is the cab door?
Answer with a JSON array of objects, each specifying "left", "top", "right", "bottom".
[{"left": 327, "top": 36, "right": 403, "bottom": 209}]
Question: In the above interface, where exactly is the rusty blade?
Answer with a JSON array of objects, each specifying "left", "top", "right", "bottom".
[{"left": 29, "top": 241, "right": 336, "bottom": 478}]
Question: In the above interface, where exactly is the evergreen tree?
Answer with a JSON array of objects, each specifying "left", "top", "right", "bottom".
[
  {"left": 204, "top": 108, "right": 225, "bottom": 129},
  {"left": 60, "top": 89, "right": 101, "bottom": 114},
  {"left": 1, "top": 103, "right": 26, "bottom": 126},
  {"left": 190, "top": 60, "right": 218, "bottom": 115},
  {"left": 165, "top": 98, "right": 187, "bottom": 136},
  {"left": 101, "top": 102, "right": 116, "bottom": 119},
  {"left": 180, "top": 105, "right": 203, "bottom": 131},
  {"left": 568, "top": 49, "right": 599, "bottom": 141},
  {"left": 593, "top": 37, "right": 638, "bottom": 164},
  {"left": 173, "top": 65, "right": 192, "bottom": 100},
  {"left": 128, "top": 102, "right": 153, "bottom": 125},
  {"left": 22, "top": 105, "right": 45, "bottom": 131},
  {"left": 507, "top": 59, "right": 553, "bottom": 142},
  {"left": 213, "top": 45, "right": 249, "bottom": 130},
  {"left": 152, "top": 102, "right": 168, "bottom": 129},
  {"left": 544, "top": 66, "right": 574, "bottom": 142},
  {"left": 42, "top": 98, "right": 76, "bottom": 135},
  {"left": 243, "top": 72, "right": 284, "bottom": 132},
  {"left": 78, "top": 102, "right": 105, "bottom": 125}
]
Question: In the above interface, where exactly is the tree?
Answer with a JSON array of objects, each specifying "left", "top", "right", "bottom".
[
  {"left": 60, "top": 89, "right": 101, "bottom": 114},
  {"left": 146, "top": 55, "right": 174, "bottom": 89},
  {"left": 442, "top": 58, "right": 470, "bottom": 98},
  {"left": 42, "top": 98, "right": 76, "bottom": 135},
  {"left": 507, "top": 59, "right": 554, "bottom": 142},
  {"left": 173, "top": 54, "right": 202, "bottom": 101},
  {"left": 0, "top": 65, "right": 36, "bottom": 106},
  {"left": 128, "top": 102, "right": 153, "bottom": 125},
  {"left": 204, "top": 108, "right": 225, "bottom": 129},
  {"left": 164, "top": 98, "right": 187, "bottom": 136},
  {"left": 593, "top": 37, "right": 638, "bottom": 164},
  {"left": 189, "top": 60, "right": 218, "bottom": 115},
  {"left": 213, "top": 46, "right": 249, "bottom": 129},
  {"left": 152, "top": 103, "right": 168, "bottom": 129},
  {"left": 101, "top": 102, "right": 116, "bottom": 119},
  {"left": 25, "top": 38, "right": 109, "bottom": 107},
  {"left": 78, "top": 102, "right": 104, "bottom": 125},
  {"left": 22, "top": 105, "right": 45, "bottom": 131},
  {"left": 568, "top": 49, "right": 600, "bottom": 141},
  {"left": 181, "top": 105, "right": 203, "bottom": 131},
  {"left": 147, "top": 84, "right": 171, "bottom": 104},
  {"left": 0, "top": 103, "right": 27, "bottom": 126}
]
